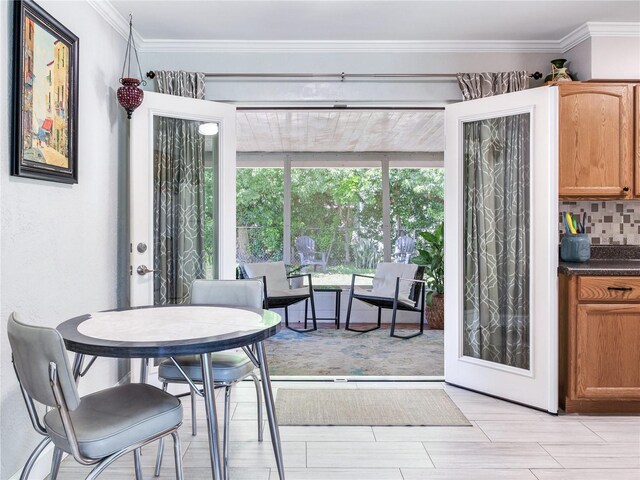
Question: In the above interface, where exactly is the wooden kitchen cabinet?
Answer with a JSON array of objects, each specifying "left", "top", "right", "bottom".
[
  {"left": 635, "top": 85, "right": 640, "bottom": 197},
  {"left": 559, "top": 274, "right": 640, "bottom": 413},
  {"left": 558, "top": 83, "right": 634, "bottom": 199}
]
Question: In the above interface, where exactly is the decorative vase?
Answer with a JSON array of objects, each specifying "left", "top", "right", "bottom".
[
  {"left": 544, "top": 59, "right": 573, "bottom": 83},
  {"left": 560, "top": 234, "right": 591, "bottom": 262},
  {"left": 426, "top": 293, "right": 444, "bottom": 330},
  {"left": 117, "top": 77, "right": 144, "bottom": 119}
]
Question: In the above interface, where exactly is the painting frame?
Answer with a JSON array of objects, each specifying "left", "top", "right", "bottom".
[{"left": 12, "top": 0, "right": 79, "bottom": 184}]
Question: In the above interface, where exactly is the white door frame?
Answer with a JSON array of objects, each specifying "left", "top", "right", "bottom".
[
  {"left": 444, "top": 86, "right": 559, "bottom": 413},
  {"left": 129, "top": 91, "right": 236, "bottom": 308}
]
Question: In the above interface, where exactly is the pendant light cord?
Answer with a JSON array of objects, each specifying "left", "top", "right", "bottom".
[{"left": 120, "top": 14, "right": 146, "bottom": 85}]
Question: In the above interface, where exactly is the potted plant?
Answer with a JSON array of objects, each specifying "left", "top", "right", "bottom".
[{"left": 412, "top": 222, "right": 444, "bottom": 329}]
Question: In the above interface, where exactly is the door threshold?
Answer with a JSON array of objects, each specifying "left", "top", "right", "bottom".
[{"left": 269, "top": 375, "right": 445, "bottom": 382}]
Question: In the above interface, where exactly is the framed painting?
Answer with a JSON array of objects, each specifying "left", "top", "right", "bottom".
[{"left": 12, "top": 0, "right": 79, "bottom": 184}]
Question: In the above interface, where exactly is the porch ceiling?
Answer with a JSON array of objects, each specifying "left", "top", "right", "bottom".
[{"left": 236, "top": 110, "right": 444, "bottom": 153}]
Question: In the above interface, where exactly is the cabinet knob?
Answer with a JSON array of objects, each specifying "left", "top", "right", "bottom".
[{"left": 623, "top": 186, "right": 630, "bottom": 192}]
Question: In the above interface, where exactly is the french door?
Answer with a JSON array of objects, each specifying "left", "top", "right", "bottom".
[
  {"left": 444, "top": 86, "right": 559, "bottom": 413},
  {"left": 129, "top": 91, "right": 236, "bottom": 308}
]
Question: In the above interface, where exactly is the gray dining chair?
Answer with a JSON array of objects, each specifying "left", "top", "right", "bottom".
[
  {"left": 7, "top": 313, "right": 183, "bottom": 480},
  {"left": 155, "top": 279, "right": 264, "bottom": 479}
]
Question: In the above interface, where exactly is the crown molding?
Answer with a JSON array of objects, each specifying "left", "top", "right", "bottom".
[
  {"left": 561, "top": 22, "right": 640, "bottom": 51},
  {"left": 86, "top": 1, "right": 639, "bottom": 55},
  {"left": 86, "top": 0, "right": 144, "bottom": 45},
  {"left": 137, "top": 39, "right": 563, "bottom": 54}
]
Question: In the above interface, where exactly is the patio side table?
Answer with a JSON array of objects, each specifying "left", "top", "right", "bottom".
[{"left": 304, "top": 285, "right": 342, "bottom": 329}]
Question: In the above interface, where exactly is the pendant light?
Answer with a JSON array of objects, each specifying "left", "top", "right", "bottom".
[{"left": 117, "top": 15, "right": 146, "bottom": 119}]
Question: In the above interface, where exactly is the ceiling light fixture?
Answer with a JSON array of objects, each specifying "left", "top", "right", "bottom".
[
  {"left": 198, "top": 123, "right": 219, "bottom": 136},
  {"left": 117, "top": 15, "right": 146, "bottom": 119}
]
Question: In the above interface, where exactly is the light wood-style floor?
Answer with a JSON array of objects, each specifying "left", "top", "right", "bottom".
[{"left": 55, "top": 381, "right": 640, "bottom": 480}]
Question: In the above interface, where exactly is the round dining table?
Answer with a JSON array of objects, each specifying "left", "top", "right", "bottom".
[{"left": 57, "top": 304, "right": 284, "bottom": 480}]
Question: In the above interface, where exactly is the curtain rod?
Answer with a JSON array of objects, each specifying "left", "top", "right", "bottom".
[{"left": 146, "top": 71, "right": 543, "bottom": 80}]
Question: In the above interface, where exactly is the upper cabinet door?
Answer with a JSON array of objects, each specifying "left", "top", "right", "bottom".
[{"left": 559, "top": 83, "right": 633, "bottom": 199}]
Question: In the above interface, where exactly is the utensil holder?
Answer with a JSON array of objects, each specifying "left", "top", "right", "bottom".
[{"left": 560, "top": 234, "right": 591, "bottom": 262}]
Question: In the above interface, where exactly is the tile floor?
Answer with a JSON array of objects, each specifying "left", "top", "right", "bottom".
[{"left": 55, "top": 381, "right": 640, "bottom": 480}]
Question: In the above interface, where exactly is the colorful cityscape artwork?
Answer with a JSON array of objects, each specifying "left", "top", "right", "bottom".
[
  {"left": 14, "top": 1, "right": 78, "bottom": 183},
  {"left": 23, "top": 16, "right": 70, "bottom": 167}
]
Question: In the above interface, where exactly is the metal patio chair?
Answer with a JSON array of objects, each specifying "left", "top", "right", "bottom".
[
  {"left": 345, "top": 262, "right": 426, "bottom": 339},
  {"left": 243, "top": 261, "right": 318, "bottom": 332}
]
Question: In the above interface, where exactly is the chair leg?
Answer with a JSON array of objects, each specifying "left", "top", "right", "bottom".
[
  {"left": 191, "top": 387, "right": 198, "bottom": 436},
  {"left": 20, "top": 437, "right": 51, "bottom": 480},
  {"left": 286, "top": 302, "right": 317, "bottom": 333},
  {"left": 224, "top": 386, "right": 232, "bottom": 480},
  {"left": 304, "top": 299, "right": 309, "bottom": 329},
  {"left": 154, "top": 383, "right": 168, "bottom": 477},
  {"left": 250, "top": 372, "right": 264, "bottom": 441},
  {"left": 390, "top": 306, "right": 423, "bottom": 339},
  {"left": 172, "top": 431, "right": 183, "bottom": 480},
  {"left": 309, "top": 291, "right": 318, "bottom": 331},
  {"left": 378, "top": 307, "right": 382, "bottom": 328},
  {"left": 345, "top": 297, "right": 381, "bottom": 333},
  {"left": 134, "top": 448, "right": 143, "bottom": 480},
  {"left": 49, "top": 446, "right": 63, "bottom": 480}
]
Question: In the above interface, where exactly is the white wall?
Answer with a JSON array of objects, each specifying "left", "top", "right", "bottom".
[
  {"left": 139, "top": 50, "right": 557, "bottom": 104},
  {"left": 564, "top": 36, "right": 640, "bottom": 81},
  {"left": 591, "top": 36, "right": 640, "bottom": 80},
  {"left": 564, "top": 38, "right": 592, "bottom": 81},
  {"left": 0, "top": 1, "right": 127, "bottom": 478}
]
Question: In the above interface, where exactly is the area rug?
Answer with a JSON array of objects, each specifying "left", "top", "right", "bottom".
[
  {"left": 276, "top": 389, "right": 470, "bottom": 426},
  {"left": 264, "top": 327, "right": 443, "bottom": 376}
]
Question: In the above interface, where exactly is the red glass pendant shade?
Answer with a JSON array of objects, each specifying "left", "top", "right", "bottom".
[
  {"left": 117, "top": 78, "right": 144, "bottom": 119},
  {"left": 118, "top": 15, "right": 145, "bottom": 119}
]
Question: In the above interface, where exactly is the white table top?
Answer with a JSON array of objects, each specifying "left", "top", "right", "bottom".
[
  {"left": 57, "top": 304, "right": 282, "bottom": 357},
  {"left": 78, "top": 306, "right": 265, "bottom": 342}
]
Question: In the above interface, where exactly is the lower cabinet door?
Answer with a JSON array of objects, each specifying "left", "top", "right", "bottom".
[{"left": 576, "top": 303, "right": 640, "bottom": 399}]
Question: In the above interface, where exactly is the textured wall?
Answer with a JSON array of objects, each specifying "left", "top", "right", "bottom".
[
  {"left": 559, "top": 201, "right": 640, "bottom": 245},
  {"left": 0, "top": 2, "right": 127, "bottom": 478}
]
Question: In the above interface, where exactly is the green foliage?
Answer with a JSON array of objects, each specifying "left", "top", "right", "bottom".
[
  {"left": 227, "top": 166, "right": 445, "bottom": 272},
  {"left": 390, "top": 168, "right": 445, "bottom": 235},
  {"left": 236, "top": 168, "right": 284, "bottom": 262},
  {"left": 412, "top": 222, "right": 445, "bottom": 303}
]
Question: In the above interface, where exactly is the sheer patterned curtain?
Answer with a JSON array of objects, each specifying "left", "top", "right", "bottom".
[
  {"left": 153, "top": 71, "right": 206, "bottom": 304},
  {"left": 457, "top": 72, "right": 531, "bottom": 369},
  {"left": 456, "top": 72, "right": 529, "bottom": 101}
]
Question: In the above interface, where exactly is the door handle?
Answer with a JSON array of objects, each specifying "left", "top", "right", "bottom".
[
  {"left": 136, "top": 265, "right": 157, "bottom": 276},
  {"left": 607, "top": 286, "right": 632, "bottom": 291}
]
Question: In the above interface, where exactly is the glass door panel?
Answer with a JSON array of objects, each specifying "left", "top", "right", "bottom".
[
  {"left": 444, "top": 86, "right": 558, "bottom": 412},
  {"left": 152, "top": 117, "right": 220, "bottom": 305},
  {"left": 462, "top": 113, "right": 531, "bottom": 370}
]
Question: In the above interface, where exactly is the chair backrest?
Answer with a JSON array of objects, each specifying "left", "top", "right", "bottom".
[
  {"left": 296, "top": 236, "right": 316, "bottom": 257},
  {"left": 395, "top": 235, "right": 415, "bottom": 253},
  {"left": 7, "top": 312, "right": 80, "bottom": 410},
  {"left": 191, "top": 279, "right": 263, "bottom": 309},
  {"left": 242, "top": 261, "right": 290, "bottom": 294},
  {"left": 371, "top": 262, "right": 420, "bottom": 300}
]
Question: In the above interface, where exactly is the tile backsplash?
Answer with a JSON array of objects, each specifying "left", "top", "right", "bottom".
[{"left": 559, "top": 201, "right": 640, "bottom": 245}]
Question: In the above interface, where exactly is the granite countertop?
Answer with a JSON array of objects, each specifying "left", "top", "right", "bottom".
[{"left": 558, "top": 245, "right": 640, "bottom": 276}]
